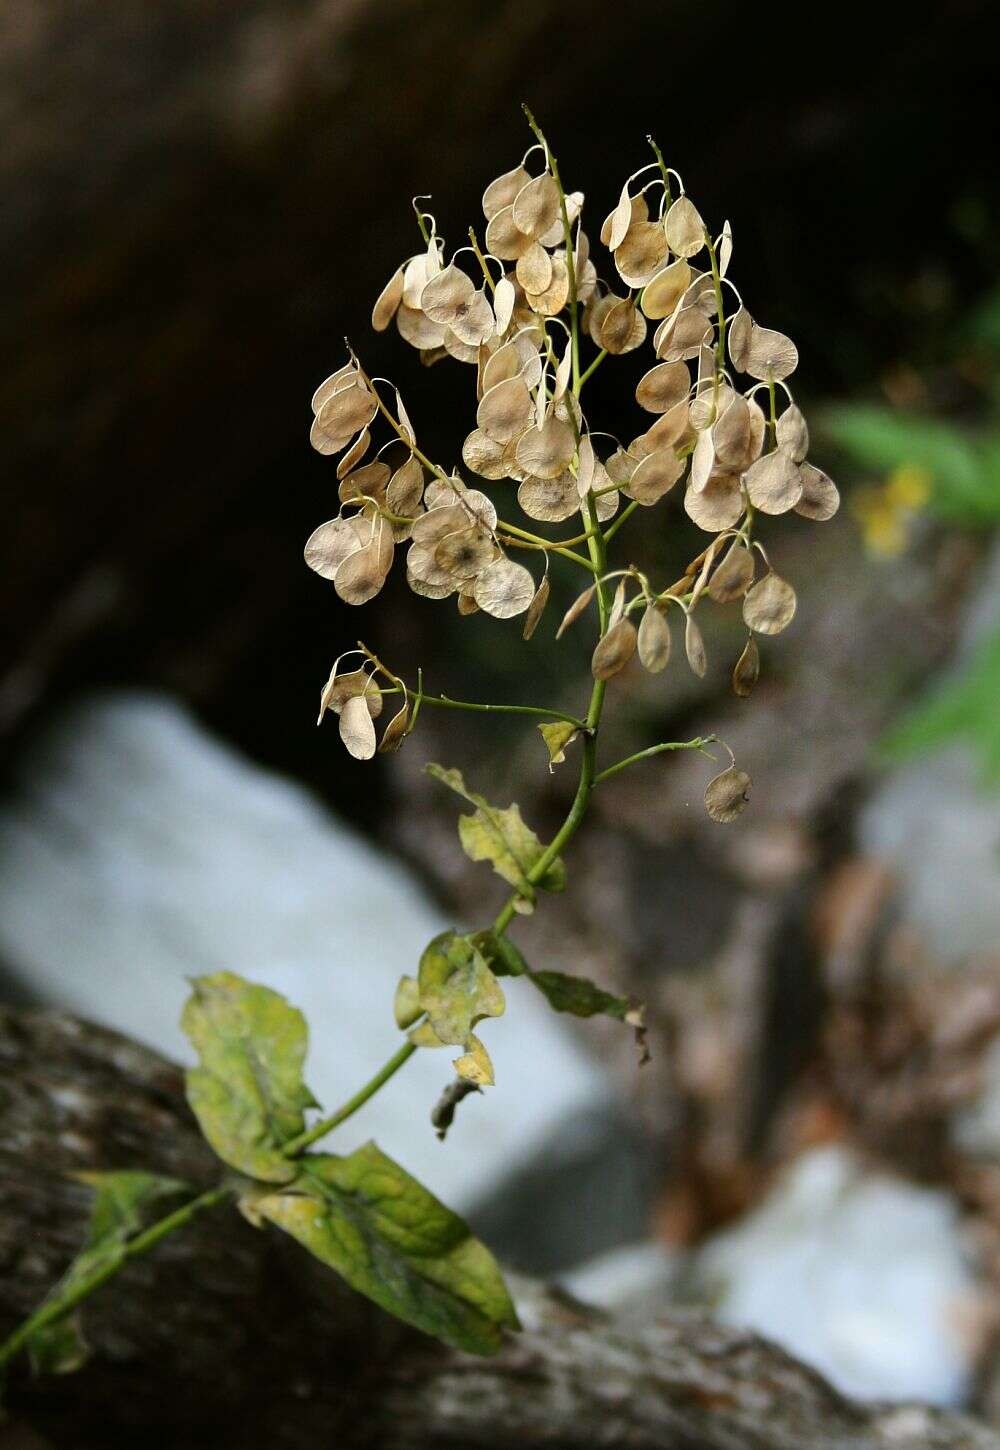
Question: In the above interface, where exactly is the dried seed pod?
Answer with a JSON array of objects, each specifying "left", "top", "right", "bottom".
[
  {"left": 410, "top": 502, "right": 467, "bottom": 546},
  {"left": 493, "top": 275, "right": 516, "bottom": 334},
  {"left": 635, "top": 360, "right": 690, "bottom": 414},
  {"left": 776, "top": 403, "right": 809, "bottom": 462},
  {"left": 525, "top": 257, "right": 569, "bottom": 317},
  {"left": 615, "top": 220, "right": 669, "bottom": 288},
  {"left": 457, "top": 586, "right": 479, "bottom": 616},
  {"left": 684, "top": 612, "right": 707, "bottom": 677},
  {"left": 336, "top": 427, "right": 372, "bottom": 480},
  {"left": 627, "top": 447, "right": 683, "bottom": 505},
  {"left": 637, "top": 605, "right": 671, "bottom": 672},
  {"left": 704, "top": 766, "right": 752, "bottom": 822},
  {"left": 473, "top": 557, "right": 535, "bottom": 618},
  {"left": 452, "top": 292, "right": 497, "bottom": 349},
  {"left": 316, "top": 380, "right": 378, "bottom": 442},
  {"left": 372, "top": 267, "right": 404, "bottom": 332},
  {"left": 602, "top": 182, "right": 634, "bottom": 251},
  {"left": 727, "top": 306, "right": 752, "bottom": 372},
  {"left": 641, "top": 258, "right": 692, "bottom": 320},
  {"left": 719, "top": 220, "right": 733, "bottom": 276},
  {"left": 743, "top": 450, "right": 803, "bottom": 514},
  {"left": 516, "top": 242, "right": 553, "bottom": 295},
  {"left": 517, "top": 472, "right": 579, "bottom": 522},
  {"left": 309, "top": 416, "right": 344, "bottom": 456},
  {"left": 434, "top": 526, "right": 496, "bottom": 580},
  {"left": 795, "top": 463, "right": 840, "bottom": 521},
  {"left": 401, "top": 253, "right": 433, "bottom": 308},
  {"left": 608, "top": 579, "right": 627, "bottom": 628},
  {"left": 482, "top": 165, "right": 531, "bottom": 219},
  {"left": 515, "top": 416, "right": 575, "bottom": 479},
  {"left": 318, "top": 667, "right": 383, "bottom": 722},
  {"left": 664, "top": 195, "right": 706, "bottom": 258},
  {"left": 477, "top": 375, "right": 533, "bottom": 444},
  {"left": 654, "top": 303, "right": 712, "bottom": 363},
  {"left": 745, "top": 323, "right": 799, "bottom": 381},
  {"left": 335, "top": 533, "right": 392, "bottom": 606},
  {"left": 684, "top": 471, "right": 744, "bottom": 532},
  {"left": 743, "top": 571, "right": 797, "bottom": 634},
  {"left": 462, "top": 428, "right": 508, "bottom": 480},
  {"left": 576, "top": 433, "right": 596, "bottom": 495},
  {"left": 597, "top": 297, "right": 646, "bottom": 354},
  {"left": 304, "top": 516, "right": 366, "bottom": 580},
  {"left": 420, "top": 264, "right": 475, "bottom": 324},
  {"left": 712, "top": 393, "right": 753, "bottom": 469},
  {"left": 311, "top": 364, "right": 355, "bottom": 415},
  {"left": 522, "top": 576, "right": 550, "bottom": 640},
  {"left": 378, "top": 701, "right": 410, "bottom": 753},
  {"left": 643, "top": 397, "right": 691, "bottom": 450},
  {"left": 396, "top": 304, "right": 446, "bottom": 350},
  {"left": 707, "top": 541, "right": 755, "bottom": 603},
  {"left": 556, "top": 583, "right": 596, "bottom": 638},
  {"left": 386, "top": 455, "right": 425, "bottom": 516},
  {"left": 732, "top": 636, "right": 760, "bottom": 697},
  {"left": 511, "top": 173, "right": 561, "bottom": 239},
  {"left": 591, "top": 617, "right": 637, "bottom": 681},
  {"left": 605, "top": 448, "right": 640, "bottom": 487},
  {"left": 484, "top": 205, "right": 533, "bottom": 261},
  {"left": 338, "top": 460, "right": 391, "bottom": 508},
  {"left": 339, "top": 693, "right": 377, "bottom": 760}
]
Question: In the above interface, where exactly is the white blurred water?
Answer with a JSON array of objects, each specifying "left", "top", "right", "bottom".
[{"left": 0, "top": 692, "right": 613, "bottom": 1215}]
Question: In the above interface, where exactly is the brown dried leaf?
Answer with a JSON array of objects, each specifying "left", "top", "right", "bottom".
[
  {"left": 743, "top": 571, "right": 797, "bottom": 634},
  {"left": 704, "top": 766, "right": 752, "bottom": 822}
]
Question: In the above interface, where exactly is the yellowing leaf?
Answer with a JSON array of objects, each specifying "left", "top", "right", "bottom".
[
  {"left": 453, "top": 1033, "right": 495, "bottom": 1086},
  {"left": 257, "top": 1144, "right": 519, "bottom": 1356},
  {"left": 426, "top": 764, "right": 566, "bottom": 903},
  {"left": 182, "top": 971, "right": 317, "bottom": 1183},
  {"left": 537, "top": 719, "right": 579, "bottom": 769},
  {"left": 417, "top": 931, "right": 505, "bottom": 1047}
]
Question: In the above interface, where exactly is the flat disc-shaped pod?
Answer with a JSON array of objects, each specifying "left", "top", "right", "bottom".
[
  {"left": 597, "top": 298, "right": 647, "bottom": 354},
  {"left": 462, "top": 428, "right": 508, "bottom": 480},
  {"left": 684, "top": 612, "right": 707, "bottom": 677},
  {"left": 420, "top": 264, "right": 475, "bottom": 325},
  {"left": 409, "top": 502, "right": 469, "bottom": 547},
  {"left": 605, "top": 448, "right": 639, "bottom": 487},
  {"left": 402, "top": 252, "right": 436, "bottom": 309},
  {"left": 602, "top": 182, "right": 635, "bottom": 251},
  {"left": 434, "top": 526, "right": 497, "bottom": 581},
  {"left": 406, "top": 548, "right": 454, "bottom": 600},
  {"left": 537, "top": 189, "right": 583, "bottom": 249},
  {"left": 615, "top": 219, "right": 668, "bottom": 288},
  {"left": 511, "top": 173, "right": 561, "bottom": 240},
  {"left": 450, "top": 290, "right": 497, "bottom": 348},
  {"left": 372, "top": 267, "right": 404, "bottom": 332},
  {"left": 664, "top": 195, "right": 706, "bottom": 258},
  {"left": 482, "top": 165, "right": 531, "bottom": 219},
  {"left": 776, "top": 403, "right": 809, "bottom": 462},
  {"left": 712, "top": 393, "right": 754, "bottom": 469},
  {"left": 627, "top": 447, "right": 683, "bottom": 505},
  {"left": 727, "top": 307, "right": 753, "bottom": 371},
  {"left": 524, "top": 257, "right": 569, "bottom": 317},
  {"left": 339, "top": 694, "right": 377, "bottom": 761},
  {"left": 556, "top": 583, "right": 597, "bottom": 639},
  {"left": 708, "top": 541, "right": 755, "bottom": 603},
  {"left": 642, "top": 397, "right": 691, "bottom": 451},
  {"left": 719, "top": 220, "right": 734, "bottom": 276},
  {"left": 637, "top": 605, "right": 671, "bottom": 672},
  {"left": 745, "top": 323, "right": 798, "bottom": 381},
  {"left": 704, "top": 766, "right": 751, "bottom": 822},
  {"left": 386, "top": 455, "right": 425, "bottom": 515},
  {"left": 442, "top": 328, "right": 479, "bottom": 365},
  {"left": 641, "top": 258, "right": 692, "bottom": 320},
  {"left": 482, "top": 337, "right": 524, "bottom": 391},
  {"left": 689, "top": 427, "right": 716, "bottom": 492},
  {"left": 396, "top": 304, "right": 446, "bottom": 350},
  {"left": 338, "top": 460, "right": 391, "bottom": 508},
  {"left": 473, "top": 558, "right": 535, "bottom": 618},
  {"left": 517, "top": 472, "right": 579, "bottom": 522},
  {"left": 515, "top": 416, "right": 575, "bottom": 480},
  {"left": 458, "top": 487, "right": 498, "bottom": 532},
  {"left": 635, "top": 360, "right": 690, "bottom": 414},
  {"left": 516, "top": 242, "right": 553, "bottom": 295},
  {"left": 484, "top": 206, "right": 533, "bottom": 261},
  {"left": 654, "top": 303, "right": 711, "bottom": 363},
  {"left": 336, "top": 427, "right": 372, "bottom": 480},
  {"left": 335, "top": 531, "right": 393, "bottom": 606},
  {"left": 591, "top": 618, "right": 637, "bottom": 681},
  {"left": 378, "top": 701, "right": 411, "bottom": 754},
  {"left": 743, "top": 450, "right": 803, "bottom": 514},
  {"left": 743, "top": 571, "right": 797, "bottom": 634},
  {"left": 316, "top": 380, "right": 378, "bottom": 444},
  {"left": 304, "top": 516, "right": 366, "bottom": 579},
  {"left": 318, "top": 667, "right": 383, "bottom": 721},
  {"left": 311, "top": 364, "right": 356, "bottom": 415},
  {"left": 684, "top": 471, "right": 745, "bottom": 532},
  {"left": 477, "top": 375, "right": 533, "bottom": 444},
  {"left": 795, "top": 463, "right": 840, "bottom": 521}
]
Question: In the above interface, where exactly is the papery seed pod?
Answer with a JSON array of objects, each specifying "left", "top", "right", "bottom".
[
  {"left": 664, "top": 195, "right": 706, "bottom": 258},
  {"left": 712, "top": 394, "right": 753, "bottom": 469},
  {"left": 378, "top": 701, "right": 411, "bottom": 753},
  {"left": 512, "top": 173, "right": 561, "bottom": 240},
  {"left": 516, "top": 242, "right": 553, "bottom": 294},
  {"left": 316, "top": 380, "right": 378, "bottom": 441},
  {"left": 473, "top": 558, "right": 535, "bottom": 618},
  {"left": 642, "top": 397, "right": 691, "bottom": 450},
  {"left": 336, "top": 427, "right": 372, "bottom": 480},
  {"left": 684, "top": 612, "right": 707, "bottom": 677},
  {"left": 637, "top": 605, "right": 671, "bottom": 672},
  {"left": 515, "top": 416, "right": 575, "bottom": 479},
  {"left": 627, "top": 447, "right": 683, "bottom": 505},
  {"left": 597, "top": 297, "right": 647, "bottom": 354},
  {"left": 576, "top": 433, "right": 596, "bottom": 496},
  {"left": 309, "top": 416, "right": 343, "bottom": 456},
  {"left": 743, "top": 571, "right": 797, "bottom": 634},
  {"left": 615, "top": 220, "right": 668, "bottom": 288},
  {"left": 719, "top": 220, "right": 733, "bottom": 276},
  {"left": 396, "top": 304, "right": 446, "bottom": 350},
  {"left": 483, "top": 165, "right": 531, "bottom": 219},
  {"left": 776, "top": 403, "right": 809, "bottom": 462},
  {"left": 318, "top": 666, "right": 384, "bottom": 723},
  {"left": 684, "top": 472, "right": 744, "bottom": 532},
  {"left": 745, "top": 323, "right": 799, "bottom": 382},
  {"left": 462, "top": 428, "right": 508, "bottom": 480},
  {"left": 434, "top": 527, "right": 496, "bottom": 580},
  {"left": 477, "top": 376, "right": 533, "bottom": 443},
  {"left": 743, "top": 450, "right": 803, "bottom": 514},
  {"left": 452, "top": 291, "right": 497, "bottom": 348},
  {"left": 335, "top": 535, "right": 392, "bottom": 606},
  {"left": 522, "top": 576, "right": 550, "bottom": 641},
  {"left": 602, "top": 182, "right": 634, "bottom": 251},
  {"left": 481, "top": 338, "right": 523, "bottom": 391},
  {"left": 339, "top": 460, "right": 391, "bottom": 508},
  {"left": 727, "top": 306, "right": 753, "bottom": 372},
  {"left": 485, "top": 205, "right": 533, "bottom": 261},
  {"left": 493, "top": 275, "right": 516, "bottom": 335},
  {"left": 707, "top": 541, "right": 755, "bottom": 603},
  {"left": 556, "top": 583, "right": 597, "bottom": 638},
  {"left": 654, "top": 303, "right": 711, "bottom": 363},
  {"left": 591, "top": 617, "right": 637, "bottom": 681},
  {"left": 732, "top": 636, "right": 760, "bottom": 697},
  {"left": 304, "top": 517, "right": 365, "bottom": 580},
  {"left": 386, "top": 455, "right": 425, "bottom": 516},
  {"left": 525, "top": 257, "right": 570, "bottom": 317},
  {"left": 457, "top": 586, "right": 479, "bottom": 616},
  {"left": 401, "top": 253, "right": 433, "bottom": 308},
  {"left": 517, "top": 473, "right": 579, "bottom": 522},
  {"left": 795, "top": 463, "right": 841, "bottom": 521},
  {"left": 641, "top": 258, "right": 692, "bottom": 319},
  {"left": 608, "top": 579, "right": 627, "bottom": 628},
  {"left": 339, "top": 693, "right": 377, "bottom": 760},
  {"left": 372, "top": 267, "right": 405, "bottom": 332},
  {"left": 704, "top": 766, "right": 752, "bottom": 822},
  {"left": 635, "top": 360, "right": 690, "bottom": 414},
  {"left": 311, "top": 364, "right": 356, "bottom": 415},
  {"left": 410, "top": 502, "right": 467, "bottom": 546}
]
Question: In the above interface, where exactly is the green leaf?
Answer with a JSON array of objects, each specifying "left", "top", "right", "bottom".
[
  {"left": 426, "top": 763, "right": 566, "bottom": 909},
  {"left": 417, "top": 932, "right": 505, "bottom": 1046},
  {"left": 256, "top": 1143, "right": 519, "bottom": 1356},
  {"left": 824, "top": 404, "right": 1000, "bottom": 527},
  {"left": 27, "top": 1171, "right": 187, "bottom": 1376},
  {"left": 470, "top": 929, "right": 528, "bottom": 977},
  {"left": 527, "top": 970, "right": 649, "bottom": 1064},
  {"left": 182, "top": 971, "right": 318, "bottom": 1183},
  {"left": 537, "top": 720, "right": 579, "bottom": 770},
  {"left": 880, "top": 627, "right": 1000, "bottom": 784}
]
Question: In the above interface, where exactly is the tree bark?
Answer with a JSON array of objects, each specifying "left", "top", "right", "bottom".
[{"left": 1, "top": 1007, "right": 997, "bottom": 1449}]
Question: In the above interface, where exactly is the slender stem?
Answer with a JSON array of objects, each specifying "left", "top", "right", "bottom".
[
  {"left": 0, "top": 1186, "right": 230, "bottom": 1373},
  {"left": 594, "top": 735, "right": 717, "bottom": 786},
  {"left": 603, "top": 497, "right": 640, "bottom": 543},
  {"left": 282, "top": 1041, "right": 418, "bottom": 1156},
  {"left": 496, "top": 520, "right": 595, "bottom": 572},
  {"left": 467, "top": 227, "right": 496, "bottom": 296},
  {"left": 647, "top": 135, "right": 672, "bottom": 204},
  {"left": 411, "top": 691, "right": 587, "bottom": 730},
  {"left": 578, "top": 349, "right": 608, "bottom": 389}
]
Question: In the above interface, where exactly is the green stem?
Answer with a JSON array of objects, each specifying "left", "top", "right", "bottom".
[
  {"left": 405, "top": 690, "right": 586, "bottom": 730},
  {"left": 0, "top": 1186, "right": 230, "bottom": 1374},
  {"left": 603, "top": 497, "right": 640, "bottom": 543},
  {"left": 467, "top": 226, "right": 496, "bottom": 296},
  {"left": 594, "top": 735, "right": 716, "bottom": 785},
  {"left": 578, "top": 349, "right": 608, "bottom": 389},
  {"left": 647, "top": 135, "right": 672, "bottom": 204},
  {"left": 282, "top": 1041, "right": 418, "bottom": 1156}
]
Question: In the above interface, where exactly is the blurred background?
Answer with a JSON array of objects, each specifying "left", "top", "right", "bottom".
[{"left": 1, "top": 0, "right": 999, "bottom": 1422}]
